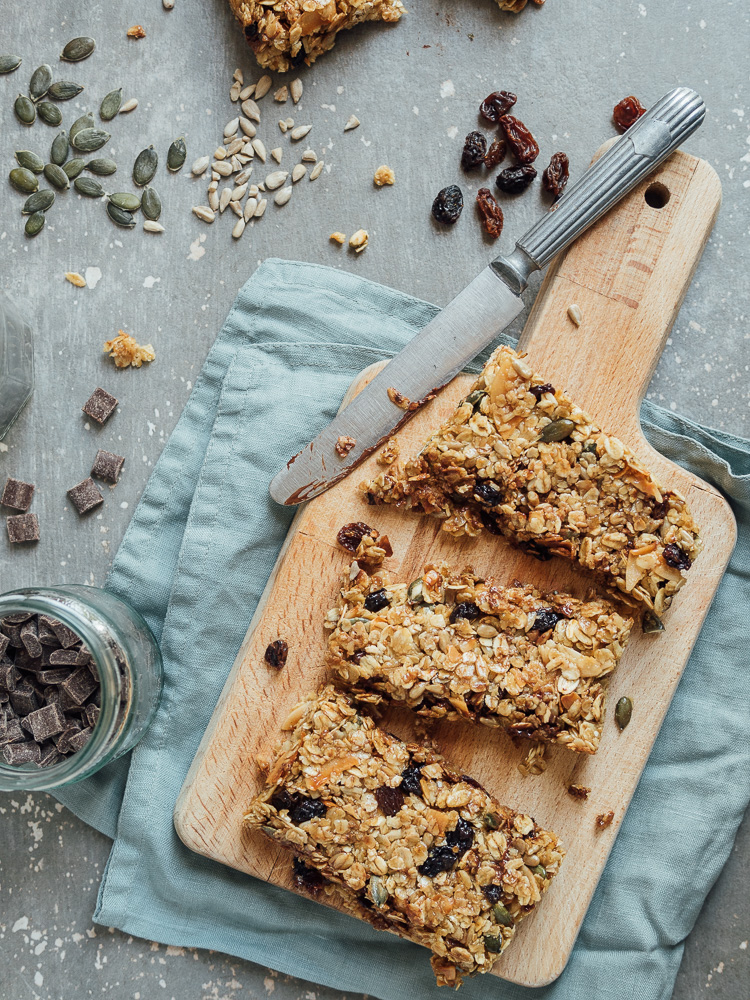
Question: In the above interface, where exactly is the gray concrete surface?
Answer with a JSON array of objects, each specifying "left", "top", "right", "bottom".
[{"left": 1, "top": 0, "right": 748, "bottom": 997}]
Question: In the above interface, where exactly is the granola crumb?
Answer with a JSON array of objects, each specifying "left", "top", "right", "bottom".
[
  {"left": 517, "top": 741, "right": 547, "bottom": 777},
  {"left": 567, "top": 304, "right": 583, "bottom": 327},
  {"left": 330, "top": 232, "right": 346, "bottom": 245},
  {"left": 103, "top": 330, "right": 155, "bottom": 369},
  {"left": 387, "top": 386, "right": 410, "bottom": 410},
  {"left": 374, "top": 165, "right": 395, "bottom": 187},
  {"left": 64, "top": 272, "right": 86, "bottom": 288},
  {"left": 335, "top": 435, "right": 357, "bottom": 457},
  {"left": 126, "top": 24, "right": 147, "bottom": 38},
  {"left": 349, "top": 229, "right": 368, "bottom": 253},
  {"left": 567, "top": 784, "right": 591, "bottom": 801},
  {"left": 377, "top": 437, "right": 400, "bottom": 466},
  {"left": 595, "top": 810, "right": 614, "bottom": 829}
]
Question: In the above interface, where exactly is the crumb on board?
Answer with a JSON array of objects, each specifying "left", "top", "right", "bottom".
[
  {"left": 349, "top": 229, "right": 368, "bottom": 253},
  {"left": 127, "top": 25, "right": 146, "bottom": 38},
  {"left": 568, "top": 784, "right": 591, "bottom": 801},
  {"left": 517, "top": 741, "right": 547, "bottom": 777},
  {"left": 103, "top": 330, "right": 155, "bottom": 369},
  {"left": 596, "top": 810, "right": 614, "bottom": 829},
  {"left": 330, "top": 232, "right": 346, "bottom": 245},
  {"left": 374, "top": 165, "right": 395, "bottom": 187},
  {"left": 64, "top": 272, "right": 86, "bottom": 287},
  {"left": 377, "top": 437, "right": 400, "bottom": 466}
]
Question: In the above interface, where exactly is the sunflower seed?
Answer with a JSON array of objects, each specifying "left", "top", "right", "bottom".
[
  {"left": 235, "top": 167, "right": 253, "bottom": 186},
  {"left": 0, "top": 55, "right": 22, "bottom": 75},
  {"left": 10, "top": 167, "right": 39, "bottom": 193},
  {"left": 28, "top": 64, "right": 52, "bottom": 101},
  {"left": 37, "top": 101, "right": 62, "bottom": 126},
  {"left": 65, "top": 272, "right": 86, "bottom": 286},
  {"left": 243, "top": 197, "right": 257, "bottom": 221},
  {"left": 207, "top": 179, "right": 218, "bottom": 192},
  {"left": 236, "top": 154, "right": 250, "bottom": 166},
  {"left": 63, "top": 157, "right": 85, "bottom": 179},
  {"left": 225, "top": 139, "right": 243, "bottom": 156},
  {"left": 219, "top": 188, "right": 232, "bottom": 213},
  {"left": 241, "top": 99, "right": 260, "bottom": 123},
  {"left": 229, "top": 200, "right": 243, "bottom": 217},
  {"left": 257, "top": 181, "right": 265, "bottom": 192},
  {"left": 15, "top": 150, "right": 44, "bottom": 173},
  {"left": 344, "top": 115, "right": 360, "bottom": 131},
  {"left": 208, "top": 190, "right": 219, "bottom": 211},
  {"left": 239, "top": 84, "right": 255, "bottom": 101},
  {"left": 232, "top": 67, "right": 244, "bottom": 83},
  {"left": 214, "top": 146, "right": 227, "bottom": 160},
  {"left": 87, "top": 157, "right": 117, "bottom": 176},
  {"left": 274, "top": 185, "right": 292, "bottom": 206},
  {"left": 43, "top": 163, "right": 69, "bottom": 189},
  {"left": 211, "top": 170, "right": 219, "bottom": 181},
  {"left": 285, "top": 117, "right": 294, "bottom": 127},
  {"left": 141, "top": 186, "right": 161, "bottom": 220},
  {"left": 232, "top": 154, "right": 242, "bottom": 170},
  {"left": 301, "top": 148, "right": 317, "bottom": 163},
  {"left": 230, "top": 81, "right": 241, "bottom": 103},
  {"left": 252, "top": 139, "right": 266, "bottom": 162},
  {"left": 69, "top": 112, "right": 95, "bottom": 142},
  {"left": 292, "top": 164, "right": 306, "bottom": 183},
  {"left": 50, "top": 132, "right": 69, "bottom": 166},
  {"left": 212, "top": 160, "right": 233, "bottom": 176},
  {"left": 231, "top": 182, "right": 248, "bottom": 201},
  {"left": 107, "top": 202, "right": 136, "bottom": 228},
  {"left": 247, "top": 184, "right": 259, "bottom": 197},
  {"left": 232, "top": 217, "right": 245, "bottom": 239},
  {"left": 167, "top": 136, "right": 187, "bottom": 171},
  {"left": 144, "top": 220, "right": 165, "bottom": 233},
  {"left": 108, "top": 191, "right": 141, "bottom": 211},
  {"left": 191, "top": 156, "right": 210, "bottom": 176},
  {"left": 120, "top": 97, "right": 138, "bottom": 113},
  {"left": 270, "top": 147, "right": 282, "bottom": 164},
  {"left": 72, "top": 127, "right": 111, "bottom": 152},
  {"left": 290, "top": 78, "right": 303, "bottom": 104},
  {"left": 48, "top": 80, "right": 84, "bottom": 100},
  {"left": 264, "top": 170, "right": 288, "bottom": 190},
  {"left": 100, "top": 88, "right": 123, "bottom": 121},
  {"left": 309, "top": 160, "right": 324, "bottom": 181},
  {"left": 22, "top": 189, "right": 55, "bottom": 214},
  {"left": 273, "top": 86, "right": 288, "bottom": 103},
  {"left": 75, "top": 176, "right": 106, "bottom": 197},
  {"left": 163, "top": 0, "right": 174, "bottom": 8},
  {"left": 254, "top": 75, "right": 272, "bottom": 99},
  {"left": 133, "top": 145, "right": 158, "bottom": 186},
  {"left": 255, "top": 198, "right": 267, "bottom": 218},
  {"left": 224, "top": 117, "right": 239, "bottom": 138},
  {"left": 290, "top": 125, "right": 311, "bottom": 141},
  {"left": 25, "top": 211, "right": 45, "bottom": 237},
  {"left": 192, "top": 205, "right": 215, "bottom": 223},
  {"left": 61, "top": 37, "right": 96, "bottom": 63},
  {"left": 567, "top": 304, "right": 583, "bottom": 327},
  {"left": 241, "top": 142, "right": 254, "bottom": 157},
  {"left": 14, "top": 94, "right": 36, "bottom": 125},
  {"left": 278, "top": 120, "right": 288, "bottom": 133}
]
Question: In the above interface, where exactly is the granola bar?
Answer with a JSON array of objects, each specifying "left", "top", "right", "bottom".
[
  {"left": 244, "top": 686, "right": 564, "bottom": 987},
  {"left": 228, "top": 0, "right": 405, "bottom": 73},
  {"left": 325, "top": 561, "right": 632, "bottom": 754},
  {"left": 364, "top": 346, "right": 701, "bottom": 618}
]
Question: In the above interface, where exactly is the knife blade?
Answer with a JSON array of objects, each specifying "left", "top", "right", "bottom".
[{"left": 270, "top": 87, "right": 706, "bottom": 506}]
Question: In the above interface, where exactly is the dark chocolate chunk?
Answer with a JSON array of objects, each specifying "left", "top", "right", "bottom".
[
  {"left": 9, "top": 682, "right": 38, "bottom": 716},
  {"left": 67, "top": 478, "right": 104, "bottom": 515},
  {"left": 37, "top": 617, "right": 60, "bottom": 646},
  {"left": 60, "top": 666, "right": 97, "bottom": 705},
  {"left": 38, "top": 668, "right": 73, "bottom": 684},
  {"left": 20, "top": 618, "right": 42, "bottom": 658},
  {"left": 1, "top": 477, "right": 35, "bottom": 512},
  {"left": 84, "top": 703, "right": 100, "bottom": 728},
  {"left": 38, "top": 743, "right": 62, "bottom": 767},
  {"left": 0, "top": 715, "right": 24, "bottom": 746},
  {"left": 49, "top": 648, "right": 83, "bottom": 666},
  {"left": 91, "top": 449, "right": 125, "bottom": 484},
  {"left": 55, "top": 722, "right": 82, "bottom": 753},
  {"left": 24, "top": 702, "right": 67, "bottom": 741},
  {"left": 6, "top": 512, "right": 40, "bottom": 543},
  {"left": 3, "top": 623, "right": 24, "bottom": 647},
  {"left": 2, "top": 612, "right": 33, "bottom": 623},
  {"left": 43, "top": 617, "right": 81, "bottom": 649},
  {"left": 0, "top": 633, "right": 8, "bottom": 658},
  {"left": 0, "top": 664, "right": 18, "bottom": 692},
  {"left": 3, "top": 740, "right": 42, "bottom": 765},
  {"left": 82, "top": 387, "right": 118, "bottom": 424},
  {"left": 66, "top": 726, "right": 93, "bottom": 752}
]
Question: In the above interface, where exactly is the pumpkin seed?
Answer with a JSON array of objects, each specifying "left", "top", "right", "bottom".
[
  {"left": 143, "top": 220, "right": 165, "bottom": 233},
  {"left": 69, "top": 112, "right": 94, "bottom": 142},
  {"left": 61, "top": 37, "right": 96, "bottom": 62},
  {"left": 133, "top": 145, "right": 158, "bottom": 186},
  {"left": 464, "top": 389, "right": 487, "bottom": 411},
  {"left": 50, "top": 131, "right": 69, "bottom": 166},
  {"left": 532, "top": 865, "right": 547, "bottom": 878},
  {"left": 75, "top": 176, "right": 105, "bottom": 197},
  {"left": 71, "top": 127, "right": 111, "bottom": 152},
  {"left": 539, "top": 418, "right": 575, "bottom": 443},
  {"left": 28, "top": 64, "right": 52, "bottom": 101},
  {"left": 641, "top": 609, "right": 664, "bottom": 634},
  {"left": 483, "top": 935, "right": 503, "bottom": 953},
  {"left": 15, "top": 150, "right": 44, "bottom": 173},
  {"left": 120, "top": 97, "right": 138, "bottom": 113},
  {"left": 615, "top": 696, "right": 633, "bottom": 731},
  {"left": 25, "top": 211, "right": 45, "bottom": 237},
  {"left": 9, "top": 167, "right": 39, "bottom": 194},
  {"left": 493, "top": 904, "right": 514, "bottom": 928},
  {"left": 37, "top": 101, "right": 62, "bottom": 126},
  {"left": 106, "top": 202, "right": 135, "bottom": 228},
  {"left": 483, "top": 812, "right": 500, "bottom": 830},
  {"left": 87, "top": 157, "right": 117, "bottom": 176},
  {"left": 22, "top": 189, "right": 55, "bottom": 214},
  {"left": 0, "top": 55, "right": 22, "bottom": 75},
  {"left": 369, "top": 876, "right": 388, "bottom": 907},
  {"left": 407, "top": 578, "right": 424, "bottom": 604},
  {"left": 167, "top": 136, "right": 186, "bottom": 172},
  {"left": 141, "top": 186, "right": 161, "bottom": 220},
  {"left": 63, "top": 157, "right": 85, "bottom": 179},
  {"left": 48, "top": 80, "right": 84, "bottom": 100},
  {"left": 14, "top": 94, "right": 36, "bottom": 125},
  {"left": 100, "top": 88, "right": 122, "bottom": 121},
  {"left": 109, "top": 191, "right": 141, "bottom": 212},
  {"left": 43, "top": 163, "right": 69, "bottom": 190}
]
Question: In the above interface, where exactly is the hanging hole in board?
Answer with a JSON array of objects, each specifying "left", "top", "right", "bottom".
[{"left": 644, "top": 182, "right": 670, "bottom": 209}]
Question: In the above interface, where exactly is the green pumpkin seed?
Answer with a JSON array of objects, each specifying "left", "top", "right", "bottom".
[
  {"left": 0, "top": 54, "right": 22, "bottom": 74},
  {"left": 407, "top": 578, "right": 424, "bottom": 605},
  {"left": 493, "top": 904, "right": 514, "bottom": 928},
  {"left": 71, "top": 127, "right": 111, "bottom": 152},
  {"left": 369, "top": 876, "right": 388, "bottom": 907},
  {"left": 22, "top": 189, "right": 55, "bottom": 214},
  {"left": 61, "top": 36, "right": 96, "bottom": 63},
  {"left": 63, "top": 157, "right": 85, "bottom": 179},
  {"left": 25, "top": 211, "right": 46, "bottom": 237},
  {"left": 99, "top": 88, "right": 122, "bottom": 121},
  {"left": 539, "top": 418, "right": 576, "bottom": 444},
  {"left": 75, "top": 176, "right": 105, "bottom": 197},
  {"left": 109, "top": 191, "right": 140, "bottom": 212},
  {"left": 531, "top": 865, "right": 546, "bottom": 878},
  {"left": 464, "top": 389, "right": 487, "bottom": 412},
  {"left": 615, "top": 696, "right": 633, "bottom": 731},
  {"left": 483, "top": 934, "right": 503, "bottom": 953},
  {"left": 15, "top": 150, "right": 44, "bottom": 173},
  {"left": 106, "top": 202, "right": 135, "bottom": 228},
  {"left": 483, "top": 812, "right": 500, "bottom": 830},
  {"left": 141, "top": 186, "right": 161, "bottom": 220},
  {"left": 133, "top": 145, "right": 158, "bottom": 187},
  {"left": 166, "top": 136, "right": 186, "bottom": 172},
  {"left": 69, "top": 112, "right": 95, "bottom": 142},
  {"left": 9, "top": 167, "right": 39, "bottom": 194},
  {"left": 14, "top": 94, "right": 36, "bottom": 125},
  {"left": 641, "top": 609, "right": 664, "bottom": 634},
  {"left": 86, "top": 157, "right": 117, "bottom": 176},
  {"left": 48, "top": 80, "right": 84, "bottom": 100},
  {"left": 43, "top": 162, "right": 69, "bottom": 190},
  {"left": 37, "top": 101, "right": 62, "bottom": 126},
  {"left": 50, "top": 131, "right": 69, "bottom": 166},
  {"left": 28, "top": 64, "right": 52, "bottom": 101}
]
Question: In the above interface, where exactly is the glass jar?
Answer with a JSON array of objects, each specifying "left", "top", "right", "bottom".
[{"left": 0, "top": 586, "right": 162, "bottom": 791}]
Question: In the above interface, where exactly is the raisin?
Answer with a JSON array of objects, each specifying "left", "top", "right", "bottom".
[
  {"left": 400, "top": 763, "right": 424, "bottom": 797},
  {"left": 479, "top": 90, "right": 517, "bottom": 124},
  {"left": 293, "top": 856, "right": 326, "bottom": 891},
  {"left": 264, "top": 639, "right": 288, "bottom": 669},
  {"left": 495, "top": 165, "right": 537, "bottom": 195},
  {"left": 446, "top": 818, "right": 474, "bottom": 856},
  {"left": 476, "top": 188, "right": 504, "bottom": 239},
  {"left": 529, "top": 383, "right": 555, "bottom": 402},
  {"left": 270, "top": 789, "right": 295, "bottom": 812},
  {"left": 418, "top": 845, "right": 458, "bottom": 877},
  {"left": 374, "top": 785, "right": 405, "bottom": 816},
  {"left": 461, "top": 131, "right": 487, "bottom": 170},
  {"left": 472, "top": 480, "right": 503, "bottom": 506},
  {"left": 484, "top": 138, "right": 506, "bottom": 168},
  {"left": 651, "top": 499, "right": 669, "bottom": 520},
  {"left": 499, "top": 115, "right": 539, "bottom": 165},
  {"left": 480, "top": 509, "right": 504, "bottom": 536},
  {"left": 432, "top": 184, "right": 463, "bottom": 225},
  {"left": 482, "top": 884, "right": 504, "bottom": 904},
  {"left": 337, "top": 521, "right": 375, "bottom": 552},
  {"left": 460, "top": 774, "right": 486, "bottom": 791},
  {"left": 663, "top": 543, "right": 692, "bottom": 571},
  {"left": 449, "top": 602, "right": 481, "bottom": 623},
  {"left": 519, "top": 540, "right": 554, "bottom": 561},
  {"left": 532, "top": 608, "right": 564, "bottom": 633},
  {"left": 290, "top": 796, "right": 327, "bottom": 825},
  {"left": 542, "top": 152, "right": 569, "bottom": 200},
  {"left": 364, "top": 588, "right": 390, "bottom": 612},
  {"left": 613, "top": 96, "right": 646, "bottom": 132}
]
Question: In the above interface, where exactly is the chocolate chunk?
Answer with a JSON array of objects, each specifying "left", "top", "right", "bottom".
[
  {"left": 67, "top": 478, "right": 104, "bottom": 515},
  {"left": 20, "top": 618, "right": 42, "bottom": 658},
  {"left": 66, "top": 726, "right": 93, "bottom": 752},
  {"left": 3, "top": 623, "right": 24, "bottom": 647},
  {"left": 91, "top": 449, "right": 125, "bottom": 484},
  {"left": 1, "top": 477, "right": 35, "bottom": 512},
  {"left": 38, "top": 743, "right": 62, "bottom": 767},
  {"left": 49, "top": 649, "right": 83, "bottom": 666},
  {"left": 55, "top": 722, "right": 81, "bottom": 753},
  {"left": 23, "top": 703, "right": 66, "bottom": 741},
  {"left": 0, "top": 664, "right": 20, "bottom": 692},
  {"left": 9, "top": 682, "right": 38, "bottom": 716},
  {"left": 38, "top": 668, "right": 73, "bottom": 685},
  {"left": 0, "top": 633, "right": 8, "bottom": 658},
  {"left": 2, "top": 740, "right": 41, "bottom": 765},
  {"left": 37, "top": 618, "right": 60, "bottom": 646},
  {"left": 84, "top": 703, "right": 100, "bottom": 728},
  {"left": 82, "top": 387, "right": 118, "bottom": 424},
  {"left": 6, "top": 512, "right": 40, "bottom": 543},
  {"left": 42, "top": 617, "right": 81, "bottom": 649},
  {"left": 0, "top": 715, "right": 24, "bottom": 746},
  {"left": 60, "top": 666, "right": 97, "bottom": 705}
]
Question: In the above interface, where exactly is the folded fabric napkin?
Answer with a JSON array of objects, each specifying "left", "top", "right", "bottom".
[{"left": 56, "top": 259, "right": 750, "bottom": 1000}]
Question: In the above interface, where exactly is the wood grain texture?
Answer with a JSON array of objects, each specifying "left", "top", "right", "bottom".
[{"left": 174, "top": 149, "right": 735, "bottom": 987}]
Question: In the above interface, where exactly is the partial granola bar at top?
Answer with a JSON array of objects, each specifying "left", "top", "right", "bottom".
[
  {"left": 228, "top": 0, "right": 405, "bottom": 73},
  {"left": 325, "top": 559, "right": 632, "bottom": 754},
  {"left": 244, "top": 685, "right": 565, "bottom": 988},
  {"left": 363, "top": 346, "right": 701, "bottom": 622}
]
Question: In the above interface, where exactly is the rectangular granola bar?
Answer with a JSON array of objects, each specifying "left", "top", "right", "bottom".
[
  {"left": 325, "top": 560, "right": 632, "bottom": 754},
  {"left": 244, "top": 686, "right": 565, "bottom": 987},
  {"left": 364, "top": 345, "right": 701, "bottom": 622}
]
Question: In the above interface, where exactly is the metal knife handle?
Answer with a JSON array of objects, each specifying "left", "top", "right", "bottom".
[{"left": 491, "top": 87, "right": 705, "bottom": 293}]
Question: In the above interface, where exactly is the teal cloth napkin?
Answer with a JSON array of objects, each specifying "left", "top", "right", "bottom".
[{"left": 55, "top": 259, "right": 750, "bottom": 1000}]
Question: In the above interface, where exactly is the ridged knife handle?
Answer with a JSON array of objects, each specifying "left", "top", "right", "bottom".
[{"left": 491, "top": 87, "right": 706, "bottom": 292}]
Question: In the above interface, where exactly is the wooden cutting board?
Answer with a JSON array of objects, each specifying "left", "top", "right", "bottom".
[{"left": 174, "top": 147, "right": 735, "bottom": 988}]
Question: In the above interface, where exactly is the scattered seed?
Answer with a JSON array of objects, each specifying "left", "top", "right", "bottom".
[
  {"left": 232, "top": 217, "right": 245, "bottom": 238},
  {"left": 278, "top": 120, "right": 288, "bottom": 133},
  {"left": 230, "top": 182, "right": 247, "bottom": 202},
  {"left": 163, "top": 0, "right": 175, "bottom": 9},
  {"left": 224, "top": 118, "right": 239, "bottom": 139},
  {"left": 192, "top": 205, "right": 215, "bottom": 223},
  {"left": 14, "top": 94, "right": 36, "bottom": 125},
  {"left": 86, "top": 157, "right": 117, "bottom": 176},
  {"left": 10, "top": 167, "right": 39, "bottom": 194},
  {"left": 28, "top": 64, "right": 52, "bottom": 101},
  {"left": 223, "top": 140, "right": 241, "bottom": 158},
  {"left": 329, "top": 232, "right": 346, "bottom": 244},
  {"left": 274, "top": 185, "right": 292, "bottom": 206},
  {"left": 167, "top": 136, "right": 187, "bottom": 171},
  {"left": 37, "top": 101, "right": 63, "bottom": 126},
  {"left": 265, "top": 170, "right": 288, "bottom": 190},
  {"left": 290, "top": 125, "right": 311, "bottom": 141},
  {"left": 349, "top": 229, "right": 368, "bottom": 252},
  {"left": 63, "top": 158, "right": 85, "bottom": 179},
  {"left": 0, "top": 55, "right": 22, "bottom": 75},
  {"left": 141, "top": 186, "right": 161, "bottom": 220},
  {"left": 255, "top": 198, "right": 267, "bottom": 217},
  {"left": 539, "top": 418, "right": 576, "bottom": 443},
  {"left": 100, "top": 88, "right": 123, "bottom": 121},
  {"left": 133, "top": 145, "right": 158, "bottom": 186},
  {"left": 48, "top": 80, "right": 84, "bottom": 100},
  {"left": 72, "top": 127, "right": 111, "bottom": 152},
  {"left": 230, "top": 154, "right": 242, "bottom": 171},
  {"left": 65, "top": 271, "right": 86, "bottom": 286},
  {"left": 61, "top": 37, "right": 96, "bottom": 63},
  {"left": 106, "top": 202, "right": 135, "bottom": 227},
  {"left": 239, "top": 117, "right": 256, "bottom": 138},
  {"left": 143, "top": 220, "right": 165, "bottom": 233},
  {"left": 344, "top": 115, "right": 360, "bottom": 131},
  {"left": 22, "top": 189, "right": 55, "bottom": 214},
  {"left": 301, "top": 149, "right": 317, "bottom": 163},
  {"left": 274, "top": 85, "right": 288, "bottom": 103},
  {"left": 240, "top": 84, "right": 255, "bottom": 101},
  {"left": 208, "top": 189, "right": 219, "bottom": 211},
  {"left": 284, "top": 117, "right": 294, "bottom": 128},
  {"left": 75, "top": 176, "right": 106, "bottom": 197},
  {"left": 126, "top": 25, "right": 147, "bottom": 39},
  {"left": 252, "top": 138, "right": 267, "bottom": 162},
  {"left": 642, "top": 609, "right": 664, "bottom": 633},
  {"left": 229, "top": 200, "right": 242, "bottom": 218},
  {"left": 241, "top": 142, "right": 254, "bottom": 157},
  {"left": 69, "top": 112, "right": 95, "bottom": 142},
  {"left": 219, "top": 187, "right": 232, "bottom": 213},
  {"left": 374, "top": 164, "right": 395, "bottom": 186},
  {"left": 292, "top": 164, "right": 306, "bottom": 183},
  {"left": 235, "top": 167, "right": 253, "bottom": 186},
  {"left": 211, "top": 170, "right": 219, "bottom": 181},
  {"left": 242, "top": 98, "right": 261, "bottom": 123},
  {"left": 229, "top": 81, "right": 242, "bottom": 103},
  {"left": 15, "top": 150, "right": 44, "bottom": 173},
  {"left": 120, "top": 97, "right": 138, "bottom": 113},
  {"left": 191, "top": 156, "right": 210, "bottom": 176},
  {"left": 243, "top": 197, "right": 257, "bottom": 221},
  {"left": 567, "top": 304, "right": 583, "bottom": 326},
  {"left": 50, "top": 132, "right": 69, "bottom": 166},
  {"left": 309, "top": 160, "right": 324, "bottom": 181},
  {"left": 254, "top": 75, "right": 272, "bottom": 99},
  {"left": 615, "top": 696, "right": 633, "bottom": 730},
  {"left": 108, "top": 191, "right": 141, "bottom": 211},
  {"left": 233, "top": 68, "right": 244, "bottom": 84},
  {"left": 290, "top": 78, "right": 303, "bottom": 104},
  {"left": 43, "top": 162, "right": 68, "bottom": 190},
  {"left": 25, "top": 211, "right": 45, "bottom": 237},
  {"left": 257, "top": 182, "right": 265, "bottom": 192},
  {"left": 213, "top": 160, "right": 233, "bottom": 176},
  {"left": 270, "top": 147, "right": 283, "bottom": 164}
]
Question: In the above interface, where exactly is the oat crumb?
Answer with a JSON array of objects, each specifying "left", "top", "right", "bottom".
[
  {"left": 567, "top": 784, "right": 591, "bottom": 801},
  {"left": 65, "top": 272, "right": 86, "bottom": 288},
  {"left": 377, "top": 437, "right": 400, "bottom": 466},
  {"left": 103, "top": 330, "right": 155, "bottom": 369},
  {"left": 387, "top": 387, "right": 410, "bottom": 410},
  {"left": 349, "top": 229, "right": 368, "bottom": 253},
  {"left": 329, "top": 232, "right": 346, "bottom": 245},
  {"left": 127, "top": 25, "right": 146, "bottom": 38},
  {"left": 374, "top": 165, "right": 395, "bottom": 187}
]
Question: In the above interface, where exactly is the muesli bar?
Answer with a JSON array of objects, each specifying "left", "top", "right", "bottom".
[
  {"left": 363, "top": 345, "right": 701, "bottom": 622},
  {"left": 244, "top": 686, "right": 565, "bottom": 988},
  {"left": 325, "top": 560, "right": 633, "bottom": 754}
]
